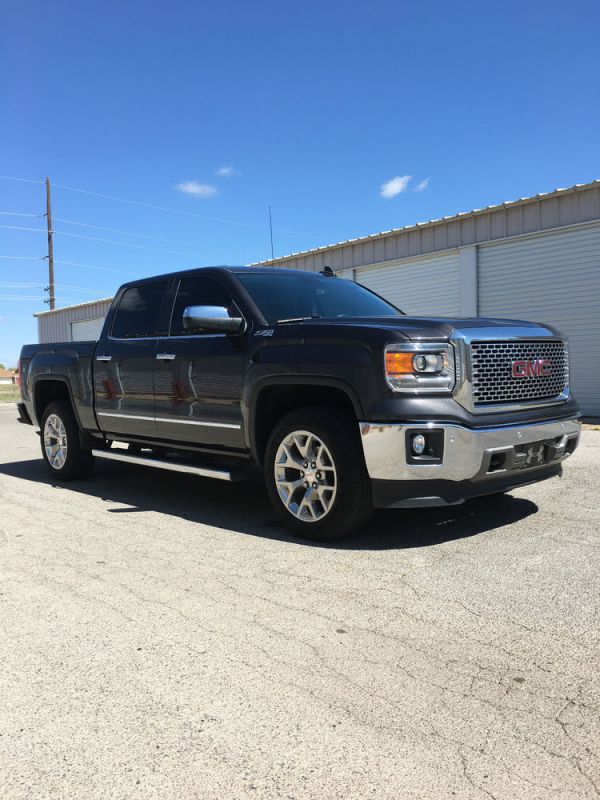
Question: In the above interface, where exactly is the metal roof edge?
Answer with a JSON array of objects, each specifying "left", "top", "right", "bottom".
[{"left": 251, "top": 178, "right": 600, "bottom": 266}]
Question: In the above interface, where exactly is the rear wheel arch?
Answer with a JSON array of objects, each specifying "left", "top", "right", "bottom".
[
  {"left": 33, "top": 377, "right": 92, "bottom": 447},
  {"left": 34, "top": 377, "right": 72, "bottom": 423}
]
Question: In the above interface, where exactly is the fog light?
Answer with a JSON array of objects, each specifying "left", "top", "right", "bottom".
[{"left": 412, "top": 434, "right": 426, "bottom": 455}]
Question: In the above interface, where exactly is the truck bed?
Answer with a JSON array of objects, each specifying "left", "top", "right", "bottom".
[
  {"left": 20, "top": 341, "right": 97, "bottom": 432},
  {"left": 20, "top": 341, "right": 97, "bottom": 360}
]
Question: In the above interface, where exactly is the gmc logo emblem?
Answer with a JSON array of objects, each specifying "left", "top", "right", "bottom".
[{"left": 512, "top": 359, "right": 552, "bottom": 378}]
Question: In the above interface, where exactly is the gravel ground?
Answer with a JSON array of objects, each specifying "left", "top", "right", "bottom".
[{"left": 0, "top": 404, "right": 598, "bottom": 799}]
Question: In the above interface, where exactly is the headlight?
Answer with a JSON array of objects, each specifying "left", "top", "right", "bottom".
[{"left": 384, "top": 343, "right": 455, "bottom": 393}]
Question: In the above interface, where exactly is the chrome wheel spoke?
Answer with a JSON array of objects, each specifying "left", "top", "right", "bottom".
[
  {"left": 278, "top": 478, "right": 305, "bottom": 508},
  {"left": 317, "top": 484, "right": 335, "bottom": 501},
  {"left": 277, "top": 443, "right": 304, "bottom": 470},
  {"left": 316, "top": 447, "right": 334, "bottom": 470}
]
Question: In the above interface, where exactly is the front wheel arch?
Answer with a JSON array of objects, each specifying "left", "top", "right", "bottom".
[{"left": 249, "top": 377, "right": 364, "bottom": 467}]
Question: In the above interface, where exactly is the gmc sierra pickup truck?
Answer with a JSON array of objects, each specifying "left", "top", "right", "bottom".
[{"left": 18, "top": 266, "right": 581, "bottom": 541}]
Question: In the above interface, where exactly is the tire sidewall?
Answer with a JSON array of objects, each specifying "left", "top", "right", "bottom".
[
  {"left": 265, "top": 408, "right": 372, "bottom": 540},
  {"left": 40, "top": 401, "right": 92, "bottom": 481}
]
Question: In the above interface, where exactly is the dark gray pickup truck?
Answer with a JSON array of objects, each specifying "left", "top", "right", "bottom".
[{"left": 18, "top": 266, "right": 581, "bottom": 540}]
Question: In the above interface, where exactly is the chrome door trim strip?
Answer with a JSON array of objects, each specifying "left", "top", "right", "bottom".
[
  {"left": 97, "top": 411, "right": 241, "bottom": 430},
  {"left": 155, "top": 416, "right": 241, "bottom": 429}
]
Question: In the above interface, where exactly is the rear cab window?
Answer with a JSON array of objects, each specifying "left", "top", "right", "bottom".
[{"left": 110, "top": 281, "right": 170, "bottom": 339}]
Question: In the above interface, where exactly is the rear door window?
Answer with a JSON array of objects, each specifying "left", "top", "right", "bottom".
[{"left": 111, "top": 281, "right": 169, "bottom": 339}]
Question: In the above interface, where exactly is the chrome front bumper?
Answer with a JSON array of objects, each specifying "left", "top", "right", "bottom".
[{"left": 359, "top": 418, "right": 581, "bottom": 483}]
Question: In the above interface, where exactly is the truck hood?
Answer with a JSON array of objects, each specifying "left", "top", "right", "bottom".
[{"left": 288, "top": 316, "right": 549, "bottom": 341}]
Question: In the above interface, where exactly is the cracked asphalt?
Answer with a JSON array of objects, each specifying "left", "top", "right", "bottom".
[{"left": 0, "top": 404, "right": 599, "bottom": 799}]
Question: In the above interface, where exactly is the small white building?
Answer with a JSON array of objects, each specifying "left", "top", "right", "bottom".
[
  {"left": 0, "top": 368, "right": 17, "bottom": 385},
  {"left": 35, "top": 298, "right": 113, "bottom": 344}
]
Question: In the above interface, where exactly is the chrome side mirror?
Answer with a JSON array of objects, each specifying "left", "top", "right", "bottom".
[{"left": 182, "top": 305, "right": 245, "bottom": 334}]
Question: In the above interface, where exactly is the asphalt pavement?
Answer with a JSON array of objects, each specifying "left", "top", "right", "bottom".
[{"left": 0, "top": 403, "right": 599, "bottom": 799}]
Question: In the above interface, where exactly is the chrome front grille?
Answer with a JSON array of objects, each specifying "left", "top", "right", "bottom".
[{"left": 470, "top": 339, "right": 568, "bottom": 407}]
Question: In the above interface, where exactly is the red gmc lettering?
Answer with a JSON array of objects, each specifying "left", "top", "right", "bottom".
[{"left": 512, "top": 359, "right": 552, "bottom": 378}]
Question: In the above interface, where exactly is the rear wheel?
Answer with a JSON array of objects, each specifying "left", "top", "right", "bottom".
[
  {"left": 265, "top": 407, "right": 373, "bottom": 541},
  {"left": 40, "top": 401, "right": 95, "bottom": 481}
]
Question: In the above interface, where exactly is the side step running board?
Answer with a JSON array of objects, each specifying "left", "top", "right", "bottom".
[{"left": 91, "top": 448, "right": 245, "bottom": 482}]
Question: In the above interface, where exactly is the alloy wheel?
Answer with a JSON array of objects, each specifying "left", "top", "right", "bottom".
[
  {"left": 44, "top": 414, "right": 68, "bottom": 470},
  {"left": 274, "top": 430, "right": 337, "bottom": 522}
]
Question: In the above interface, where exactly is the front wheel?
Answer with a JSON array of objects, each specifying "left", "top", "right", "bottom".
[
  {"left": 40, "top": 401, "right": 95, "bottom": 481},
  {"left": 265, "top": 407, "right": 373, "bottom": 541}
]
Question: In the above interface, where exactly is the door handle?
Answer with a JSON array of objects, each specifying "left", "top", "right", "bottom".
[
  {"left": 96, "top": 355, "right": 112, "bottom": 362},
  {"left": 156, "top": 353, "right": 176, "bottom": 361}
]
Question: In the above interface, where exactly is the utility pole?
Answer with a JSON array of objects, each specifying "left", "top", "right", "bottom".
[{"left": 44, "top": 176, "right": 55, "bottom": 310}]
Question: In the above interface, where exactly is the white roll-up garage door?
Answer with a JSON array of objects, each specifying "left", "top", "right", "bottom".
[
  {"left": 478, "top": 224, "right": 600, "bottom": 417},
  {"left": 355, "top": 251, "right": 461, "bottom": 316},
  {"left": 70, "top": 317, "right": 106, "bottom": 341}
]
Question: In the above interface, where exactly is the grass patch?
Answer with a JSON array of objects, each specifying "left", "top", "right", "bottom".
[{"left": 0, "top": 385, "right": 20, "bottom": 403}]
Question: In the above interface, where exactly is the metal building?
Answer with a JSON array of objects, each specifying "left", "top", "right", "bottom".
[
  {"left": 35, "top": 298, "right": 113, "bottom": 344},
  {"left": 34, "top": 180, "right": 600, "bottom": 416},
  {"left": 255, "top": 180, "right": 600, "bottom": 417}
]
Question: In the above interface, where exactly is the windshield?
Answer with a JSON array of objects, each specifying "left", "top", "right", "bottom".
[{"left": 237, "top": 272, "right": 403, "bottom": 324}]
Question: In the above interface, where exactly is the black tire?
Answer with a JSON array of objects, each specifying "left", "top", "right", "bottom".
[
  {"left": 40, "top": 400, "right": 95, "bottom": 481},
  {"left": 265, "top": 407, "right": 373, "bottom": 541}
]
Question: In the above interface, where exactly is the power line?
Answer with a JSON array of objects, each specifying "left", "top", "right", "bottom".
[
  {"left": 0, "top": 211, "right": 43, "bottom": 219},
  {"left": 55, "top": 259, "right": 136, "bottom": 274},
  {"left": 0, "top": 282, "right": 46, "bottom": 287},
  {"left": 0, "top": 295, "right": 89, "bottom": 302},
  {"left": 0, "top": 175, "right": 44, "bottom": 185},
  {"left": 51, "top": 181, "right": 317, "bottom": 237},
  {"left": 0, "top": 174, "right": 320, "bottom": 238},
  {"left": 53, "top": 228, "right": 206, "bottom": 256},
  {"left": 0, "top": 253, "right": 133, "bottom": 273},
  {"left": 0, "top": 222, "right": 207, "bottom": 256},
  {"left": 0, "top": 282, "right": 107, "bottom": 294},
  {"left": 54, "top": 217, "right": 207, "bottom": 250},
  {"left": 0, "top": 224, "right": 46, "bottom": 234}
]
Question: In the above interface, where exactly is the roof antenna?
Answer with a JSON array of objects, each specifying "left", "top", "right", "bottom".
[{"left": 268, "top": 206, "right": 275, "bottom": 265}]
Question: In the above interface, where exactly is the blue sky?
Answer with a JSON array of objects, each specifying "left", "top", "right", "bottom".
[{"left": 1, "top": 0, "right": 599, "bottom": 366}]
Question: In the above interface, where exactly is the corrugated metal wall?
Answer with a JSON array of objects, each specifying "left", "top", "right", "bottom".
[
  {"left": 355, "top": 251, "right": 461, "bottom": 316},
  {"left": 478, "top": 223, "right": 600, "bottom": 416},
  {"left": 257, "top": 182, "right": 600, "bottom": 273},
  {"left": 36, "top": 300, "right": 113, "bottom": 343}
]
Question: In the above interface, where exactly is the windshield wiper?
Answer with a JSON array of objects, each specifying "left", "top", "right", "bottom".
[{"left": 276, "top": 315, "right": 321, "bottom": 324}]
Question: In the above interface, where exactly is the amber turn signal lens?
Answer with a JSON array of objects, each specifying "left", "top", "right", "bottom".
[{"left": 385, "top": 351, "right": 415, "bottom": 375}]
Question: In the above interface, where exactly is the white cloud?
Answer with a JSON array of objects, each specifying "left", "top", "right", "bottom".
[
  {"left": 414, "top": 177, "right": 430, "bottom": 192},
  {"left": 216, "top": 165, "right": 238, "bottom": 178},
  {"left": 379, "top": 175, "right": 411, "bottom": 199},
  {"left": 175, "top": 180, "right": 218, "bottom": 198}
]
